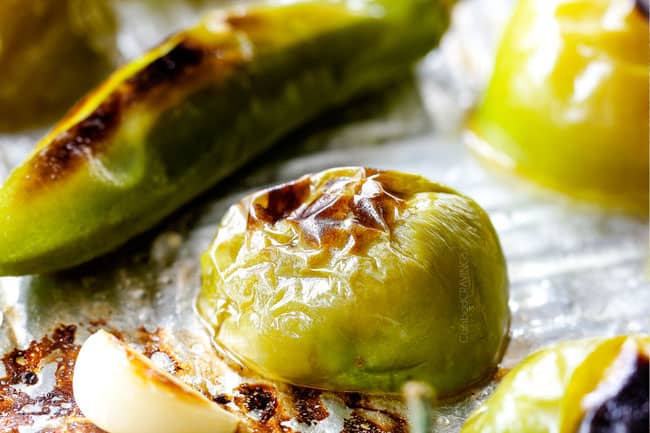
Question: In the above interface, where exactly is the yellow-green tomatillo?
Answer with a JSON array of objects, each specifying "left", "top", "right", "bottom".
[
  {"left": 461, "top": 335, "right": 650, "bottom": 433},
  {"left": 199, "top": 167, "right": 509, "bottom": 395},
  {"left": 467, "top": 0, "right": 649, "bottom": 215}
]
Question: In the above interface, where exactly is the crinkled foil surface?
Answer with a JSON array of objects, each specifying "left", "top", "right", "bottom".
[{"left": 0, "top": 0, "right": 648, "bottom": 432}]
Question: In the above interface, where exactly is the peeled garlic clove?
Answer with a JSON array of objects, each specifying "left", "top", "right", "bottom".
[{"left": 73, "top": 330, "right": 239, "bottom": 433}]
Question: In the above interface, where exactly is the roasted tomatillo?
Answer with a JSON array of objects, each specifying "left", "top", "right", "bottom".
[
  {"left": 467, "top": 0, "right": 649, "bottom": 215},
  {"left": 461, "top": 335, "right": 650, "bottom": 433},
  {"left": 199, "top": 167, "right": 509, "bottom": 395}
]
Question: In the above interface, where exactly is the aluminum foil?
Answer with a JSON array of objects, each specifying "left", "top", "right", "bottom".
[{"left": 0, "top": 0, "right": 648, "bottom": 432}]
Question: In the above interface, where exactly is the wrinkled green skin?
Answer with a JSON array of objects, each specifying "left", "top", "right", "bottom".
[
  {"left": 461, "top": 335, "right": 650, "bottom": 433},
  {"left": 199, "top": 167, "right": 509, "bottom": 394},
  {"left": 0, "top": 0, "right": 115, "bottom": 131},
  {"left": 0, "top": 0, "right": 452, "bottom": 276}
]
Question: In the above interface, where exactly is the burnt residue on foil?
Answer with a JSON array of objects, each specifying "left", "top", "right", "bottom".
[
  {"left": 0, "top": 323, "right": 412, "bottom": 433},
  {"left": 0, "top": 325, "right": 99, "bottom": 433}
]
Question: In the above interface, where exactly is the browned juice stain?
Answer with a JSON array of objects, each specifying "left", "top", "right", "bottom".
[
  {"left": 342, "top": 411, "right": 407, "bottom": 433},
  {"left": 290, "top": 386, "right": 329, "bottom": 425},
  {"left": 0, "top": 324, "right": 181, "bottom": 432},
  {"left": 235, "top": 383, "right": 279, "bottom": 423},
  {"left": 339, "top": 393, "right": 407, "bottom": 433},
  {"left": 0, "top": 325, "right": 104, "bottom": 433}
]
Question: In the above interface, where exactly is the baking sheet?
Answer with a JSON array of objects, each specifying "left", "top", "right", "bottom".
[{"left": 1, "top": 0, "right": 648, "bottom": 432}]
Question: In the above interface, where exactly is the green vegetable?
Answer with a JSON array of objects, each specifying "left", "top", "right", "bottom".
[
  {"left": 467, "top": 0, "right": 649, "bottom": 215},
  {"left": 0, "top": 0, "right": 452, "bottom": 276},
  {"left": 199, "top": 167, "right": 509, "bottom": 394},
  {"left": 461, "top": 335, "right": 650, "bottom": 433},
  {"left": 0, "top": 0, "right": 115, "bottom": 131}
]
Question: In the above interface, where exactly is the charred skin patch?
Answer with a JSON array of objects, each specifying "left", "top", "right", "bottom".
[
  {"left": 581, "top": 354, "right": 649, "bottom": 433},
  {"left": 246, "top": 168, "right": 406, "bottom": 254},
  {"left": 248, "top": 177, "right": 312, "bottom": 228},
  {"left": 29, "top": 94, "right": 122, "bottom": 187},
  {"left": 126, "top": 42, "right": 205, "bottom": 98},
  {"left": 636, "top": 0, "right": 649, "bottom": 18},
  {"left": 25, "top": 40, "right": 208, "bottom": 191}
]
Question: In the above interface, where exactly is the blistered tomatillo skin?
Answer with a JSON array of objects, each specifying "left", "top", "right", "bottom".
[
  {"left": 461, "top": 335, "right": 650, "bottom": 433},
  {"left": 199, "top": 167, "right": 509, "bottom": 395},
  {"left": 467, "top": 0, "right": 649, "bottom": 215}
]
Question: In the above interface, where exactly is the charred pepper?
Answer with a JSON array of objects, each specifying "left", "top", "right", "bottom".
[{"left": 0, "top": 0, "right": 452, "bottom": 275}]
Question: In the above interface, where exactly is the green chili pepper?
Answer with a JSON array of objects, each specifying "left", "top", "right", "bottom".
[
  {"left": 0, "top": 0, "right": 453, "bottom": 276},
  {"left": 199, "top": 167, "right": 509, "bottom": 394},
  {"left": 461, "top": 335, "right": 650, "bottom": 433}
]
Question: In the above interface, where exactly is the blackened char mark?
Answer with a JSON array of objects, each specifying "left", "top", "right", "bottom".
[
  {"left": 246, "top": 169, "right": 407, "bottom": 254},
  {"left": 636, "top": 0, "right": 649, "bottom": 18},
  {"left": 581, "top": 355, "right": 649, "bottom": 433},
  {"left": 213, "top": 393, "right": 232, "bottom": 405},
  {"left": 126, "top": 42, "right": 205, "bottom": 98},
  {"left": 248, "top": 177, "right": 312, "bottom": 227},
  {"left": 27, "top": 41, "right": 206, "bottom": 190},
  {"left": 235, "top": 383, "right": 278, "bottom": 423},
  {"left": 0, "top": 325, "right": 83, "bottom": 430},
  {"left": 30, "top": 96, "right": 121, "bottom": 185}
]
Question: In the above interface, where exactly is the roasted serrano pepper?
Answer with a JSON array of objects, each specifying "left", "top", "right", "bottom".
[{"left": 0, "top": 0, "right": 452, "bottom": 275}]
